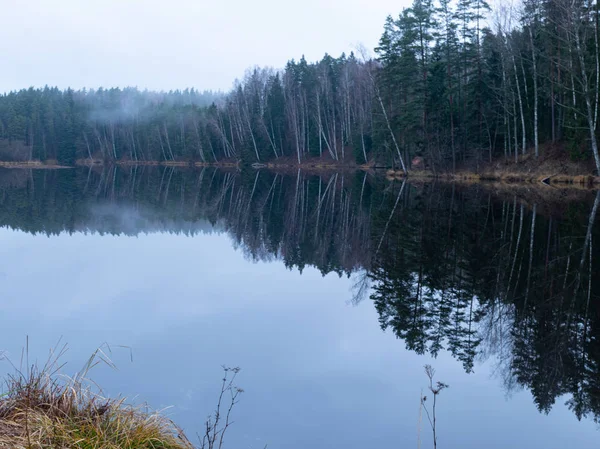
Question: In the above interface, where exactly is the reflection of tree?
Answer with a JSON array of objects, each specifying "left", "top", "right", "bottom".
[
  {"left": 1, "top": 168, "right": 600, "bottom": 423},
  {"left": 507, "top": 191, "right": 600, "bottom": 421},
  {"left": 370, "top": 183, "right": 483, "bottom": 372},
  {"left": 0, "top": 167, "right": 371, "bottom": 276},
  {"left": 369, "top": 183, "right": 600, "bottom": 422}
]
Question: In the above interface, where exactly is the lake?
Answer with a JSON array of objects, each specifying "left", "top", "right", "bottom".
[{"left": 0, "top": 166, "right": 598, "bottom": 449}]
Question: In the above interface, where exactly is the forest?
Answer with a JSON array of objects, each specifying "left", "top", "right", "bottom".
[
  {"left": 0, "top": 166, "right": 598, "bottom": 422},
  {"left": 0, "top": 0, "right": 599, "bottom": 173}
]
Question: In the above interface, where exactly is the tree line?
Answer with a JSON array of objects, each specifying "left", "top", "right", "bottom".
[{"left": 0, "top": 0, "right": 599, "bottom": 171}]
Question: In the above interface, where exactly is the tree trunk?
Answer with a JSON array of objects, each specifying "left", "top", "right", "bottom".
[
  {"left": 575, "top": 30, "right": 600, "bottom": 173},
  {"left": 528, "top": 27, "right": 539, "bottom": 158},
  {"left": 512, "top": 55, "right": 527, "bottom": 155}
]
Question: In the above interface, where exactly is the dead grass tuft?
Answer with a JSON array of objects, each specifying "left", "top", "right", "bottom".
[{"left": 0, "top": 343, "right": 193, "bottom": 449}]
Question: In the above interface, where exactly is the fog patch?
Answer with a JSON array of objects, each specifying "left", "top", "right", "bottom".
[{"left": 81, "top": 202, "right": 223, "bottom": 236}]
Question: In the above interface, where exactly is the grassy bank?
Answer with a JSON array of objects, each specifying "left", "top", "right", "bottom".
[
  {"left": 0, "top": 357, "right": 194, "bottom": 449},
  {"left": 385, "top": 169, "right": 600, "bottom": 187},
  {"left": 0, "top": 161, "right": 71, "bottom": 169},
  {"left": 6, "top": 145, "right": 600, "bottom": 189},
  {"left": 0, "top": 383, "right": 192, "bottom": 449},
  {"left": 386, "top": 147, "right": 600, "bottom": 187},
  {"left": 0, "top": 346, "right": 244, "bottom": 449},
  {"left": 74, "top": 156, "right": 367, "bottom": 170},
  {"left": 74, "top": 158, "right": 240, "bottom": 168}
]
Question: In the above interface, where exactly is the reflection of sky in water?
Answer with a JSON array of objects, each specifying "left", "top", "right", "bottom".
[{"left": 0, "top": 228, "right": 597, "bottom": 449}]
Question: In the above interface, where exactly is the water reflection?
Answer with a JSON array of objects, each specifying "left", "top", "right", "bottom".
[
  {"left": 370, "top": 182, "right": 600, "bottom": 423},
  {"left": 0, "top": 166, "right": 599, "bottom": 427}
]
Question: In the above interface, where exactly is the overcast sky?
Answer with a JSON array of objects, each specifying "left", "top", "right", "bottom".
[{"left": 1, "top": 0, "right": 411, "bottom": 93}]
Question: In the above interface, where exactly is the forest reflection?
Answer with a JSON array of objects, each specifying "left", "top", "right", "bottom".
[{"left": 1, "top": 166, "right": 599, "bottom": 423}]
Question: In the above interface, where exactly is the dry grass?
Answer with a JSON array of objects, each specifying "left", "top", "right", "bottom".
[
  {"left": 382, "top": 143, "right": 600, "bottom": 187},
  {"left": 0, "top": 344, "right": 193, "bottom": 449},
  {"left": 74, "top": 159, "right": 241, "bottom": 169},
  {"left": 116, "top": 160, "right": 191, "bottom": 167},
  {"left": 0, "top": 161, "right": 70, "bottom": 170},
  {"left": 385, "top": 169, "right": 438, "bottom": 180},
  {"left": 383, "top": 168, "right": 600, "bottom": 187},
  {"left": 75, "top": 159, "right": 105, "bottom": 166},
  {"left": 473, "top": 171, "right": 600, "bottom": 186}
]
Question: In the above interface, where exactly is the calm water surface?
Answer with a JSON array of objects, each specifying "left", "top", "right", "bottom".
[{"left": 0, "top": 167, "right": 598, "bottom": 448}]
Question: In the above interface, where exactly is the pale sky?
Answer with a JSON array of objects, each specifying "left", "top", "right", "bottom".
[{"left": 0, "top": 0, "right": 410, "bottom": 93}]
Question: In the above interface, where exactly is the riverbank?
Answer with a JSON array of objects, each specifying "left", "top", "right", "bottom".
[
  {"left": 386, "top": 149, "right": 600, "bottom": 187},
  {"left": 75, "top": 158, "right": 241, "bottom": 168},
  {"left": 386, "top": 169, "right": 600, "bottom": 186},
  {"left": 3, "top": 150, "right": 600, "bottom": 189},
  {"left": 0, "top": 160, "right": 71, "bottom": 169},
  {"left": 74, "top": 157, "right": 368, "bottom": 171}
]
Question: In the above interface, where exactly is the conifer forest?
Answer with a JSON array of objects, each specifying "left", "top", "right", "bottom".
[{"left": 1, "top": 0, "right": 599, "bottom": 173}]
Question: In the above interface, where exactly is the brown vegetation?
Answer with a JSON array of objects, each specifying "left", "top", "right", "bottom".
[
  {"left": 0, "top": 347, "right": 181, "bottom": 449},
  {"left": 0, "top": 343, "right": 244, "bottom": 449},
  {"left": 386, "top": 144, "right": 600, "bottom": 187},
  {"left": 0, "top": 161, "right": 71, "bottom": 169}
]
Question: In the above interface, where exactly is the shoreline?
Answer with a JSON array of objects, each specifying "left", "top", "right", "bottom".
[
  {"left": 1, "top": 159, "right": 598, "bottom": 189},
  {"left": 385, "top": 169, "right": 600, "bottom": 187},
  {"left": 0, "top": 161, "right": 72, "bottom": 169},
  {"left": 73, "top": 158, "right": 369, "bottom": 170}
]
